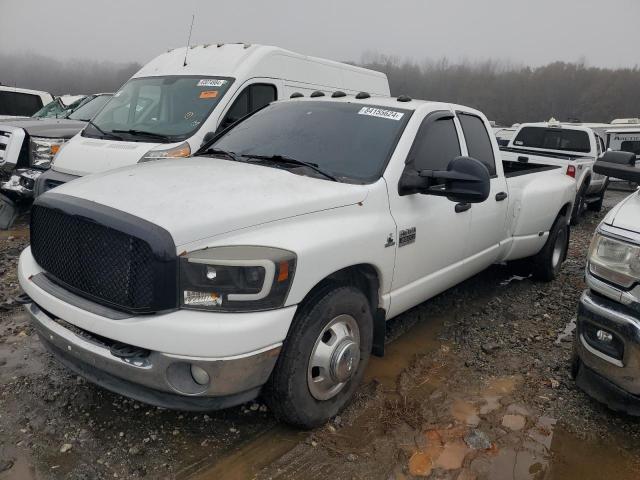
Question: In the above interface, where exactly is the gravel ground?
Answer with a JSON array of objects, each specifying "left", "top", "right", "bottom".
[{"left": 1, "top": 190, "right": 639, "bottom": 480}]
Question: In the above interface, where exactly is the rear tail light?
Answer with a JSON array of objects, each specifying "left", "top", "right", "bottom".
[{"left": 566, "top": 165, "right": 576, "bottom": 178}]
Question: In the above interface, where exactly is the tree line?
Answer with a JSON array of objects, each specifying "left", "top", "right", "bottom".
[
  {"left": 358, "top": 54, "right": 640, "bottom": 125},
  {"left": 2, "top": 51, "right": 640, "bottom": 126}
]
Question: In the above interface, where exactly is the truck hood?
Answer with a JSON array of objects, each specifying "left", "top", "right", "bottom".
[
  {"left": 50, "top": 157, "right": 369, "bottom": 246},
  {"left": 604, "top": 190, "right": 640, "bottom": 234},
  {"left": 0, "top": 118, "right": 87, "bottom": 138}
]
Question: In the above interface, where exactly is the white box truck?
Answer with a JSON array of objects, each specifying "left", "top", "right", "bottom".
[{"left": 35, "top": 43, "right": 390, "bottom": 195}]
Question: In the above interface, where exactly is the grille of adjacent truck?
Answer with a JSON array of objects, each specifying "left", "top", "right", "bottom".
[{"left": 30, "top": 204, "right": 165, "bottom": 313}]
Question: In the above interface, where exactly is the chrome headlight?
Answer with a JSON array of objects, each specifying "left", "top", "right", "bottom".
[
  {"left": 29, "top": 137, "right": 66, "bottom": 169},
  {"left": 139, "top": 142, "right": 191, "bottom": 163},
  {"left": 589, "top": 232, "right": 640, "bottom": 288},
  {"left": 180, "top": 246, "right": 296, "bottom": 312}
]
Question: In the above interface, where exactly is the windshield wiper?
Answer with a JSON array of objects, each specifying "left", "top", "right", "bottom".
[
  {"left": 206, "top": 148, "right": 245, "bottom": 163},
  {"left": 86, "top": 120, "right": 123, "bottom": 140},
  {"left": 111, "top": 129, "right": 173, "bottom": 141},
  {"left": 243, "top": 154, "right": 339, "bottom": 182}
]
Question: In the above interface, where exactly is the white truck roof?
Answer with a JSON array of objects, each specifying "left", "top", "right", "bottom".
[{"left": 135, "top": 43, "right": 390, "bottom": 96}]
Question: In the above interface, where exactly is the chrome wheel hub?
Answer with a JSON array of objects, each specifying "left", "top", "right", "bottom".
[{"left": 307, "top": 314, "right": 360, "bottom": 401}]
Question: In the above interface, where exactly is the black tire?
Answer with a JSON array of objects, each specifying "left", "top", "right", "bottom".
[
  {"left": 570, "top": 183, "right": 587, "bottom": 226},
  {"left": 529, "top": 214, "right": 570, "bottom": 282},
  {"left": 264, "top": 286, "right": 373, "bottom": 429},
  {"left": 587, "top": 181, "right": 608, "bottom": 212}
]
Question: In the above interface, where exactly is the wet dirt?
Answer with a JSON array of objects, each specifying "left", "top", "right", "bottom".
[{"left": 2, "top": 191, "right": 640, "bottom": 479}]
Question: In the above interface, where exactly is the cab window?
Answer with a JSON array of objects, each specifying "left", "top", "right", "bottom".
[
  {"left": 409, "top": 115, "right": 461, "bottom": 172},
  {"left": 219, "top": 84, "right": 277, "bottom": 130},
  {"left": 458, "top": 112, "right": 496, "bottom": 175}
]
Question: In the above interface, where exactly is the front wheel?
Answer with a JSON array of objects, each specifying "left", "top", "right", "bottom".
[
  {"left": 529, "top": 215, "right": 570, "bottom": 282},
  {"left": 264, "top": 286, "right": 373, "bottom": 429}
]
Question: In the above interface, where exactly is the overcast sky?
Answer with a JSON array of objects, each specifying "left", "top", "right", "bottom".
[{"left": 1, "top": 0, "right": 638, "bottom": 68}]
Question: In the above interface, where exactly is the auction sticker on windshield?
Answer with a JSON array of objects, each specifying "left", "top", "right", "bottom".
[
  {"left": 197, "top": 79, "right": 227, "bottom": 87},
  {"left": 358, "top": 107, "right": 404, "bottom": 121}
]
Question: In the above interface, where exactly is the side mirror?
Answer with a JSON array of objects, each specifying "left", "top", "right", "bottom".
[
  {"left": 594, "top": 150, "right": 639, "bottom": 183},
  {"left": 399, "top": 156, "right": 491, "bottom": 203}
]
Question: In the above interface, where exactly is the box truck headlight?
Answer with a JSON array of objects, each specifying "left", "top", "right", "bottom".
[
  {"left": 139, "top": 142, "right": 191, "bottom": 163},
  {"left": 589, "top": 233, "right": 640, "bottom": 288},
  {"left": 180, "top": 246, "right": 296, "bottom": 312},
  {"left": 29, "top": 137, "right": 66, "bottom": 169}
]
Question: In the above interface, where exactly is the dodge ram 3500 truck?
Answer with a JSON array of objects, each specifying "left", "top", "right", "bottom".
[
  {"left": 573, "top": 151, "right": 640, "bottom": 415},
  {"left": 19, "top": 95, "right": 576, "bottom": 428},
  {"left": 501, "top": 121, "right": 608, "bottom": 225}
]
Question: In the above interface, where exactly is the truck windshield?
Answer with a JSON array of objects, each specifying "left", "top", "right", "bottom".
[
  {"left": 32, "top": 99, "right": 70, "bottom": 118},
  {"left": 83, "top": 76, "right": 233, "bottom": 142},
  {"left": 206, "top": 101, "right": 411, "bottom": 183},
  {"left": 513, "top": 127, "right": 591, "bottom": 153},
  {"left": 67, "top": 94, "right": 112, "bottom": 122}
]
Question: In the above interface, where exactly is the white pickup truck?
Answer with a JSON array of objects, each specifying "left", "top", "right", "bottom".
[
  {"left": 19, "top": 95, "right": 575, "bottom": 428},
  {"left": 501, "top": 121, "right": 608, "bottom": 225}
]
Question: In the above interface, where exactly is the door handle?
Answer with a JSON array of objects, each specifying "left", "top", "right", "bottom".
[
  {"left": 517, "top": 156, "right": 529, "bottom": 163},
  {"left": 495, "top": 192, "right": 508, "bottom": 201},
  {"left": 455, "top": 202, "right": 471, "bottom": 213}
]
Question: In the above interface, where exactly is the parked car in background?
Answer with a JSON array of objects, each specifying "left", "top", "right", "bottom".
[
  {"left": 0, "top": 93, "right": 113, "bottom": 227},
  {"left": 0, "top": 85, "right": 53, "bottom": 119},
  {"left": 36, "top": 43, "right": 390, "bottom": 195},
  {"left": 493, "top": 126, "right": 517, "bottom": 146},
  {"left": 573, "top": 150, "right": 640, "bottom": 415},
  {"left": 31, "top": 95, "right": 87, "bottom": 119},
  {"left": 19, "top": 95, "right": 575, "bottom": 427},
  {"left": 500, "top": 120, "right": 608, "bottom": 225}
]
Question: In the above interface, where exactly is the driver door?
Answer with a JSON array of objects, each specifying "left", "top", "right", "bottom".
[{"left": 387, "top": 111, "right": 472, "bottom": 318}]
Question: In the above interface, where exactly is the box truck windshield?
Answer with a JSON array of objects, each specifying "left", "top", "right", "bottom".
[{"left": 83, "top": 76, "right": 234, "bottom": 143}]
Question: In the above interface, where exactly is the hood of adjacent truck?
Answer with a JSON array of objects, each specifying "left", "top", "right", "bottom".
[
  {"left": 52, "top": 136, "right": 164, "bottom": 176},
  {"left": 604, "top": 189, "right": 640, "bottom": 233},
  {"left": 49, "top": 156, "right": 369, "bottom": 246},
  {"left": 0, "top": 118, "right": 87, "bottom": 138}
]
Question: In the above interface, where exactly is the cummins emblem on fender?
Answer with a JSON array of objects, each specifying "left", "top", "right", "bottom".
[{"left": 399, "top": 227, "right": 416, "bottom": 247}]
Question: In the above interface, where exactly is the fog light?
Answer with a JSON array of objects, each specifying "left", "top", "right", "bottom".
[
  {"left": 596, "top": 330, "right": 613, "bottom": 343},
  {"left": 190, "top": 365, "right": 210, "bottom": 386}
]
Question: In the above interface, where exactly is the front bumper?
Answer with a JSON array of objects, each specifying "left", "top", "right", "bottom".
[
  {"left": 28, "top": 302, "right": 280, "bottom": 410},
  {"left": 574, "top": 288, "right": 640, "bottom": 413},
  {"left": 19, "top": 247, "right": 298, "bottom": 410}
]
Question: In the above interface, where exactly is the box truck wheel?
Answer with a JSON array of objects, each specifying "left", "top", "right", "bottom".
[{"left": 264, "top": 286, "right": 373, "bottom": 429}]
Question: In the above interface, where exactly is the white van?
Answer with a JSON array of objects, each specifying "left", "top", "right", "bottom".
[{"left": 36, "top": 43, "right": 390, "bottom": 194}]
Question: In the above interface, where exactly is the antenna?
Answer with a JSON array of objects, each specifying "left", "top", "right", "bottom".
[{"left": 183, "top": 14, "right": 195, "bottom": 67}]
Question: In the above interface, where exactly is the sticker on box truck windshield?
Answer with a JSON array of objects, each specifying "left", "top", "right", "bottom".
[
  {"left": 197, "top": 79, "right": 227, "bottom": 87},
  {"left": 358, "top": 107, "right": 404, "bottom": 121},
  {"left": 199, "top": 90, "right": 218, "bottom": 99}
]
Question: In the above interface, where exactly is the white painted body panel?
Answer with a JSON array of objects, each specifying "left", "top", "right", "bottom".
[
  {"left": 51, "top": 44, "right": 390, "bottom": 178},
  {"left": 604, "top": 190, "right": 640, "bottom": 233},
  {"left": 22, "top": 97, "right": 575, "bottom": 360}
]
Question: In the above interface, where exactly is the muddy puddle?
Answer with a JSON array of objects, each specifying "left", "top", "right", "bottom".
[{"left": 193, "top": 296, "right": 640, "bottom": 480}]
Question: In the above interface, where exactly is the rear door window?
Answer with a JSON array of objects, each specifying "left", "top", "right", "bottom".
[
  {"left": 458, "top": 113, "right": 496, "bottom": 175},
  {"left": 0, "top": 91, "right": 43, "bottom": 116}
]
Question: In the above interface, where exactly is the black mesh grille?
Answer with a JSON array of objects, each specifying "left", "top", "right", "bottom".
[{"left": 31, "top": 205, "right": 157, "bottom": 311}]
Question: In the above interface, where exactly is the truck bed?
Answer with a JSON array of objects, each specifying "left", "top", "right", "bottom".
[{"left": 502, "top": 159, "right": 561, "bottom": 178}]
